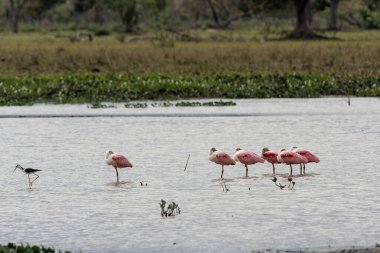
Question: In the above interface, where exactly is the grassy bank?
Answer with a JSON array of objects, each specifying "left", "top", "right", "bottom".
[
  {"left": 0, "top": 243, "right": 71, "bottom": 253},
  {"left": 0, "top": 73, "right": 379, "bottom": 105}
]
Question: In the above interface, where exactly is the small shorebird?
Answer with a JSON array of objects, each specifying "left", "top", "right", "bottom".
[
  {"left": 262, "top": 147, "right": 280, "bottom": 174},
  {"left": 105, "top": 150, "right": 133, "bottom": 183},
  {"left": 208, "top": 148, "right": 235, "bottom": 179},
  {"left": 13, "top": 164, "right": 41, "bottom": 188},
  {"left": 291, "top": 147, "right": 320, "bottom": 175},
  {"left": 233, "top": 148, "right": 264, "bottom": 177}
]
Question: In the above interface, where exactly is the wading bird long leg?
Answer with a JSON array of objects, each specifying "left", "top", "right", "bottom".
[
  {"left": 272, "top": 164, "right": 275, "bottom": 174},
  {"left": 221, "top": 165, "right": 224, "bottom": 179},
  {"left": 300, "top": 164, "right": 302, "bottom": 175},
  {"left": 289, "top": 164, "right": 293, "bottom": 177},
  {"left": 303, "top": 164, "right": 306, "bottom": 175},
  {"left": 114, "top": 167, "right": 119, "bottom": 183},
  {"left": 27, "top": 174, "right": 32, "bottom": 188},
  {"left": 30, "top": 173, "right": 39, "bottom": 185},
  {"left": 245, "top": 164, "right": 249, "bottom": 177}
]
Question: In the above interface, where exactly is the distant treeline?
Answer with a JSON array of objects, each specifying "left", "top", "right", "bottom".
[{"left": 1, "top": 0, "right": 380, "bottom": 38}]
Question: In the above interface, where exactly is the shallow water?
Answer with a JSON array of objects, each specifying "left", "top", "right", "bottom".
[{"left": 0, "top": 98, "right": 379, "bottom": 253}]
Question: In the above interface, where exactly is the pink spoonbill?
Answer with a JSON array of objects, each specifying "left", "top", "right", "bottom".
[
  {"left": 277, "top": 149, "right": 308, "bottom": 177},
  {"left": 291, "top": 147, "right": 320, "bottom": 175},
  {"left": 105, "top": 150, "right": 133, "bottom": 183},
  {"left": 234, "top": 148, "right": 264, "bottom": 177},
  {"left": 261, "top": 148, "right": 280, "bottom": 174},
  {"left": 209, "top": 148, "right": 235, "bottom": 179}
]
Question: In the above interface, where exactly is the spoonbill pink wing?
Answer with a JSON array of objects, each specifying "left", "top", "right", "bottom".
[
  {"left": 112, "top": 154, "right": 133, "bottom": 168},
  {"left": 278, "top": 151, "right": 308, "bottom": 164},
  {"left": 293, "top": 148, "right": 320, "bottom": 163},
  {"left": 215, "top": 151, "right": 236, "bottom": 165},
  {"left": 235, "top": 150, "right": 264, "bottom": 165},
  {"left": 262, "top": 150, "right": 280, "bottom": 164}
]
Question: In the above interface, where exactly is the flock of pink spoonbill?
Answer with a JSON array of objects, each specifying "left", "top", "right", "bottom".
[
  {"left": 209, "top": 147, "right": 320, "bottom": 179},
  {"left": 13, "top": 147, "right": 319, "bottom": 188}
]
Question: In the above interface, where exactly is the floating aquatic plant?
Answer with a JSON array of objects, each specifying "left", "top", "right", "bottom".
[
  {"left": 175, "top": 101, "right": 202, "bottom": 107},
  {"left": 124, "top": 102, "right": 148, "bottom": 108},
  {"left": 272, "top": 176, "right": 295, "bottom": 190},
  {"left": 123, "top": 100, "right": 236, "bottom": 108},
  {"left": 88, "top": 103, "right": 116, "bottom": 109},
  {"left": 287, "top": 177, "right": 296, "bottom": 189},
  {"left": 159, "top": 199, "right": 181, "bottom": 217},
  {"left": 151, "top": 101, "right": 173, "bottom": 107}
]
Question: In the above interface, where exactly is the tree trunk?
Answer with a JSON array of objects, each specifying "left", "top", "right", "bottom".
[
  {"left": 206, "top": 0, "right": 220, "bottom": 26},
  {"left": 306, "top": 1, "right": 313, "bottom": 27},
  {"left": 9, "top": 0, "right": 25, "bottom": 34},
  {"left": 10, "top": 9, "right": 19, "bottom": 33},
  {"left": 194, "top": 9, "right": 201, "bottom": 28},
  {"left": 288, "top": 0, "right": 322, "bottom": 39},
  {"left": 294, "top": 0, "right": 310, "bottom": 35},
  {"left": 329, "top": 0, "right": 340, "bottom": 30}
]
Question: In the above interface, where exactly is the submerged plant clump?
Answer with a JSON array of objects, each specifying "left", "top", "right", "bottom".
[
  {"left": 175, "top": 100, "right": 236, "bottom": 107},
  {"left": 159, "top": 199, "right": 181, "bottom": 217},
  {"left": 124, "top": 102, "right": 148, "bottom": 108},
  {"left": 123, "top": 100, "right": 236, "bottom": 108},
  {"left": 0, "top": 243, "right": 71, "bottom": 253},
  {"left": 272, "top": 176, "right": 295, "bottom": 190},
  {"left": 88, "top": 103, "right": 116, "bottom": 109}
]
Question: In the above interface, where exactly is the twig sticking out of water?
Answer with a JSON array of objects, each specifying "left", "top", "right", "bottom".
[
  {"left": 346, "top": 85, "right": 351, "bottom": 106},
  {"left": 184, "top": 154, "right": 190, "bottom": 171}
]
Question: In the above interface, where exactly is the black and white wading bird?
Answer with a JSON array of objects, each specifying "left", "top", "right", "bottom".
[{"left": 13, "top": 164, "right": 41, "bottom": 188}]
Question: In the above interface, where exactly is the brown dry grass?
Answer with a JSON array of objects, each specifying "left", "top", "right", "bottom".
[{"left": 1, "top": 37, "right": 380, "bottom": 76}]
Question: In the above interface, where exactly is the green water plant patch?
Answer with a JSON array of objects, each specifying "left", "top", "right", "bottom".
[
  {"left": 0, "top": 243, "right": 71, "bottom": 253},
  {"left": 0, "top": 73, "right": 379, "bottom": 106}
]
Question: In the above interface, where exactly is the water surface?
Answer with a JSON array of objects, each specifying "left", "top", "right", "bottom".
[{"left": 0, "top": 98, "right": 379, "bottom": 253}]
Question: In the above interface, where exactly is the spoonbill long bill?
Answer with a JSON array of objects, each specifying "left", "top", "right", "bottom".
[
  {"left": 262, "top": 148, "right": 280, "bottom": 174},
  {"left": 291, "top": 147, "right": 320, "bottom": 175},
  {"left": 277, "top": 149, "right": 308, "bottom": 177},
  {"left": 13, "top": 164, "right": 41, "bottom": 188},
  {"left": 209, "top": 148, "right": 235, "bottom": 179},
  {"left": 234, "top": 148, "right": 264, "bottom": 177},
  {"left": 105, "top": 150, "right": 133, "bottom": 183}
]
